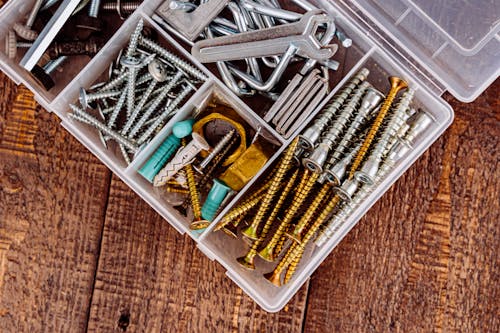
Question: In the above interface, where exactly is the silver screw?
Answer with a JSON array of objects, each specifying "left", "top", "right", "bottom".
[
  {"left": 302, "top": 81, "right": 370, "bottom": 173},
  {"left": 137, "top": 83, "right": 195, "bottom": 145},
  {"left": 138, "top": 36, "right": 207, "bottom": 81},
  {"left": 88, "top": 0, "right": 102, "bottom": 18},
  {"left": 79, "top": 88, "right": 122, "bottom": 108},
  {"left": 299, "top": 68, "right": 370, "bottom": 151},
  {"left": 43, "top": 55, "right": 67, "bottom": 73},
  {"left": 195, "top": 129, "right": 236, "bottom": 173}
]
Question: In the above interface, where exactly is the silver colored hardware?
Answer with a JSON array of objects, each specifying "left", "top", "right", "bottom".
[
  {"left": 292, "top": 0, "right": 318, "bottom": 11},
  {"left": 299, "top": 68, "right": 370, "bottom": 151},
  {"left": 41, "top": 0, "right": 61, "bottom": 11},
  {"left": 263, "top": 73, "right": 304, "bottom": 122},
  {"left": 128, "top": 70, "right": 184, "bottom": 139},
  {"left": 192, "top": 10, "right": 337, "bottom": 62},
  {"left": 139, "top": 36, "right": 208, "bottom": 81},
  {"left": 302, "top": 81, "right": 370, "bottom": 173},
  {"left": 88, "top": 0, "right": 102, "bottom": 18},
  {"left": 271, "top": 68, "right": 320, "bottom": 124},
  {"left": 323, "top": 88, "right": 384, "bottom": 173},
  {"left": 195, "top": 129, "right": 236, "bottom": 173},
  {"left": 136, "top": 83, "right": 194, "bottom": 145},
  {"left": 42, "top": 55, "right": 67, "bottom": 73},
  {"left": 13, "top": 0, "right": 44, "bottom": 41},
  {"left": 79, "top": 88, "right": 122, "bottom": 109},
  {"left": 240, "top": 0, "right": 302, "bottom": 21},
  {"left": 229, "top": 44, "right": 299, "bottom": 92},
  {"left": 106, "top": 89, "right": 128, "bottom": 129},
  {"left": 153, "top": 132, "right": 210, "bottom": 186},
  {"left": 156, "top": 0, "right": 230, "bottom": 41},
  {"left": 69, "top": 104, "right": 138, "bottom": 151},
  {"left": 335, "top": 178, "right": 359, "bottom": 202},
  {"left": 20, "top": 0, "right": 82, "bottom": 71},
  {"left": 355, "top": 89, "right": 415, "bottom": 185},
  {"left": 335, "top": 29, "right": 352, "bottom": 48},
  {"left": 324, "top": 140, "right": 362, "bottom": 185},
  {"left": 169, "top": 0, "right": 196, "bottom": 12}
]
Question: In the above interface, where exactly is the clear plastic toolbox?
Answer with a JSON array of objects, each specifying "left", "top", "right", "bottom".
[{"left": 0, "top": 0, "right": 498, "bottom": 312}]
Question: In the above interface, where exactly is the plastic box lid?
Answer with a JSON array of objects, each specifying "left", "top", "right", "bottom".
[{"left": 334, "top": 0, "right": 500, "bottom": 102}]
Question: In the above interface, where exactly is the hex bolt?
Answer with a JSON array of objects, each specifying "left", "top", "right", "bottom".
[
  {"left": 241, "top": 137, "right": 300, "bottom": 240},
  {"left": 355, "top": 89, "right": 415, "bottom": 185},
  {"left": 195, "top": 129, "right": 236, "bottom": 173},
  {"left": 69, "top": 104, "right": 138, "bottom": 151},
  {"left": 88, "top": 0, "right": 102, "bottom": 18},
  {"left": 299, "top": 68, "right": 370, "bottom": 151},
  {"left": 349, "top": 76, "right": 408, "bottom": 178},
  {"left": 31, "top": 55, "right": 68, "bottom": 90},
  {"left": 137, "top": 83, "right": 195, "bottom": 146},
  {"left": 237, "top": 168, "right": 300, "bottom": 270},
  {"left": 138, "top": 36, "right": 208, "bottom": 81},
  {"left": 302, "top": 81, "right": 370, "bottom": 173},
  {"left": 322, "top": 87, "right": 384, "bottom": 177},
  {"left": 13, "top": 0, "right": 44, "bottom": 41}
]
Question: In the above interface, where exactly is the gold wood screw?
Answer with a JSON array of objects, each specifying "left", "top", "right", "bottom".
[
  {"left": 237, "top": 168, "right": 299, "bottom": 270},
  {"left": 284, "top": 245, "right": 305, "bottom": 284},
  {"left": 349, "top": 76, "right": 408, "bottom": 178},
  {"left": 264, "top": 195, "right": 341, "bottom": 286},
  {"left": 241, "top": 137, "right": 300, "bottom": 240},
  {"left": 165, "top": 186, "right": 189, "bottom": 195},
  {"left": 288, "top": 182, "right": 333, "bottom": 243},
  {"left": 258, "top": 168, "right": 319, "bottom": 261}
]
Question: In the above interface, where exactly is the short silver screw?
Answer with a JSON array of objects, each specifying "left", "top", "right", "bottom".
[
  {"left": 88, "top": 0, "right": 102, "bottom": 18},
  {"left": 79, "top": 87, "right": 122, "bottom": 108}
]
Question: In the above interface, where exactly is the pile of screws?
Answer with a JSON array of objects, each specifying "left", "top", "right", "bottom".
[
  {"left": 215, "top": 69, "right": 435, "bottom": 286},
  {"left": 68, "top": 19, "right": 206, "bottom": 164},
  {"left": 7, "top": 0, "right": 144, "bottom": 90},
  {"left": 155, "top": 0, "right": 350, "bottom": 100}
]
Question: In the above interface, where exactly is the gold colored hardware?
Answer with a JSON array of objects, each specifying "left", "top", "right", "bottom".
[
  {"left": 165, "top": 186, "right": 189, "bottom": 195},
  {"left": 219, "top": 140, "right": 273, "bottom": 191},
  {"left": 237, "top": 168, "right": 299, "bottom": 269},
  {"left": 241, "top": 138, "right": 300, "bottom": 240},
  {"left": 349, "top": 76, "right": 408, "bottom": 177},
  {"left": 284, "top": 246, "right": 305, "bottom": 284}
]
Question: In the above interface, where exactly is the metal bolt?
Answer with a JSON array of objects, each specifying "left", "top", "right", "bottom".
[
  {"left": 102, "top": 1, "right": 141, "bottom": 18},
  {"left": 302, "top": 81, "right": 370, "bottom": 173},
  {"left": 88, "top": 0, "right": 102, "bottom": 18},
  {"left": 299, "top": 68, "right": 370, "bottom": 151}
]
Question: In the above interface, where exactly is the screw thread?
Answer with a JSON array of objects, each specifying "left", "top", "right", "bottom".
[
  {"left": 242, "top": 137, "right": 300, "bottom": 239},
  {"left": 102, "top": 2, "right": 142, "bottom": 12},
  {"left": 139, "top": 36, "right": 207, "bottom": 81},
  {"left": 198, "top": 130, "right": 236, "bottom": 170},
  {"left": 216, "top": 191, "right": 266, "bottom": 230},
  {"left": 107, "top": 89, "right": 128, "bottom": 129},
  {"left": 88, "top": 0, "right": 102, "bottom": 18},
  {"left": 99, "top": 71, "right": 129, "bottom": 92},
  {"left": 122, "top": 80, "right": 158, "bottom": 135},
  {"left": 349, "top": 77, "right": 408, "bottom": 178},
  {"left": 87, "top": 89, "right": 122, "bottom": 102},
  {"left": 197, "top": 135, "right": 238, "bottom": 190},
  {"left": 284, "top": 245, "right": 305, "bottom": 284},
  {"left": 126, "top": 19, "right": 143, "bottom": 58},
  {"left": 184, "top": 153, "right": 202, "bottom": 219}
]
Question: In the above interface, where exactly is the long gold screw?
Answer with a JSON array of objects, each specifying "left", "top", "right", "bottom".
[
  {"left": 264, "top": 195, "right": 341, "bottom": 286},
  {"left": 165, "top": 186, "right": 189, "bottom": 195},
  {"left": 288, "top": 182, "right": 333, "bottom": 243},
  {"left": 258, "top": 168, "right": 319, "bottom": 261},
  {"left": 237, "top": 168, "right": 300, "bottom": 269},
  {"left": 274, "top": 231, "right": 289, "bottom": 258},
  {"left": 241, "top": 137, "right": 300, "bottom": 240},
  {"left": 349, "top": 76, "right": 408, "bottom": 178},
  {"left": 284, "top": 245, "right": 305, "bottom": 284}
]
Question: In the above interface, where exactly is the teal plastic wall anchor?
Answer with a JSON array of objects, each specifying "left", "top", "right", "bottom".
[
  {"left": 139, "top": 134, "right": 181, "bottom": 182},
  {"left": 201, "top": 179, "right": 232, "bottom": 221},
  {"left": 172, "top": 118, "right": 195, "bottom": 138}
]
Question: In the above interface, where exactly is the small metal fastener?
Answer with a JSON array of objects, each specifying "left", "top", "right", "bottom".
[
  {"left": 31, "top": 55, "right": 68, "bottom": 90},
  {"left": 102, "top": 1, "right": 141, "bottom": 19},
  {"left": 13, "top": 0, "right": 44, "bottom": 41},
  {"left": 79, "top": 88, "right": 122, "bottom": 109},
  {"left": 88, "top": 0, "right": 102, "bottom": 18},
  {"left": 195, "top": 129, "right": 236, "bottom": 173}
]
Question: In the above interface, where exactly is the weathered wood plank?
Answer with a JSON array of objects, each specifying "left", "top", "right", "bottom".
[
  {"left": 0, "top": 73, "right": 111, "bottom": 332},
  {"left": 303, "top": 81, "right": 499, "bottom": 333},
  {"left": 87, "top": 176, "right": 308, "bottom": 332}
]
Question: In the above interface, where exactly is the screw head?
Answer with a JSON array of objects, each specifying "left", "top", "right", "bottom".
[{"left": 148, "top": 59, "right": 169, "bottom": 82}]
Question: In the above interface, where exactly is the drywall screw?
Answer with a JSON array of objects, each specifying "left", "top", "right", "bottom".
[
  {"left": 121, "top": 59, "right": 170, "bottom": 136},
  {"left": 303, "top": 81, "right": 370, "bottom": 173},
  {"left": 79, "top": 88, "right": 122, "bottom": 109},
  {"left": 139, "top": 36, "right": 208, "bottom": 81},
  {"left": 241, "top": 138, "right": 300, "bottom": 240},
  {"left": 137, "top": 82, "right": 194, "bottom": 145},
  {"left": 121, "top": 57, "right": 141, "bottom": 117},
  {"left": 119, "top": 143, "right": 132, "bottom": 165},
  {"left": 349, "top": 76, "right": 408, "bottom": 178},
  {"left": 237, "top": 168, "right": 299, "bottom": 270},
  {"left": 258, "top": 168, "right": 319, "bottom": 261},
  {"left": 106, "top": 89, "right": 128, "bottom": 130},
  {"left": 264, "top": 195, "right": 341, "bottom": 286},
  {"left": 288, "top": 181, "right": 334, "bottom": 243},
  {"left": 69, "top": 105, "right": 138, "bottom": 151},
  {"left": 129, "top": 71, "right": 185, "bottom": 140},
  {"left": 88, "top": 0, "right": 102, "bottom": 18},
  {"left": 355, "top": 89, "right": 415, "bottom": 185},
  {"left": 153, "top": 132, "right": 210, "bottom": 186},
  {"left": 98, "top": 71, "right": 129, "bottom": 92},
  {"left": 13, "top": 0, "right": 44, "bottom": 41},
  {"left": 299, "top": 68, "right": 370, "bottom": 151},
  {"left": 126, "top": 19, "right": 143, "bottom": 58},
  {"left": 195, "top": 129, "right": 236, "bottom": 173}
]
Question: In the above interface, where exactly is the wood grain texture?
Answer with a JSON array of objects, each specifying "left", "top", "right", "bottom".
[
  {"left": 303, "top": 81, "right": 499, "bottom": 333},
  {"left": 87, "top": 176, "right": 309, "bottom": 332},
  {"left": 0, "top": 73, "right": 112, "bottom": 332}
]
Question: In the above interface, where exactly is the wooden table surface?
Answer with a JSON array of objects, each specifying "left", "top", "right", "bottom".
[{"left": 0, "top": 70, "right": 498, "bottom": 332}]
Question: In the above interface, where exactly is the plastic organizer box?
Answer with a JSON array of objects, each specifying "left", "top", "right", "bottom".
[{"left": 0, "top": 0, "right": 498, "bottom": 312}]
